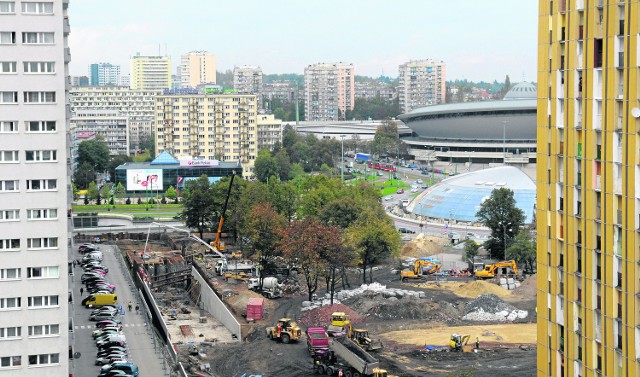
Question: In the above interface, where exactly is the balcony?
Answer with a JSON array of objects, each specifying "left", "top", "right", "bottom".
[
  {"left": 595, "top": 175, "right": 602, "bottom": 191},
  {"left": 578, "top": 25, "right": 584, "bottom": 40},
  {"left": 63, "top": 17, "right": 70, "bottom": 35},
  {"left": 618, "top": 52, "right": 625, "bottom": 68},
  {"left": 64, "top": 48, "right": 71, "bottom": 63}
]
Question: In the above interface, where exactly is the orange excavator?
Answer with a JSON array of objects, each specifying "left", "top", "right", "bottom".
[{"left": 400, "top": 258, "right": 441, "bottom": 281}]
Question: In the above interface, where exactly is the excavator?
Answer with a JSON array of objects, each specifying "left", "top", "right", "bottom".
[
  {"left": 474, "top": 259, "right": 518, "bottom": 279},
  {"left": 400, "top": 258, "right": 441, "bottom": 281},
  {"left": 449, "top": 333, "right": 471, "bottom": 351}
]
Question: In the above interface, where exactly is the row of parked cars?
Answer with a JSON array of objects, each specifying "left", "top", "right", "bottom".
[{"left": 77, "top": 243, "right": 139, "bottom": 377}]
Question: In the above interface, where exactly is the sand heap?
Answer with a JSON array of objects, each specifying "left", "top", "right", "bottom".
[
  {"left": 401, "top": 234, "right": 447, "bottom": 257},
  {"left": 512, "top": 273, "right": 537, "bottom": 299},
  {"left": 452, "top": 280, "right": 512, "bottom": 299}
]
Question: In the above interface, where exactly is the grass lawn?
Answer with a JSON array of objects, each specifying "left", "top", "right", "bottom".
[{"left": 72, "top": 204, "right": 182, "bottom": 219}]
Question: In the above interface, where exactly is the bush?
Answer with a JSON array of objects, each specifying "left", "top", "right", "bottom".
[
  {"left": 137, "top": 197, "right": 142, "bottom": 205},
  {"left": 174, "top": 197, "right": 179, "bottom": 204},
  {"left": 161, "top": 195, "right": 167, "bottom": 204},
  {"left": 109, "top": 197, "right": 114, "bottom": 205},
  {"left": 84, "top": 197, "right": 89, "bottom": 205},
  {"left": 125, "top": 197, "right": 131, "bottom": 205},
  {"left": 148, "top": 198, "right": 155, "bottom": 205}
]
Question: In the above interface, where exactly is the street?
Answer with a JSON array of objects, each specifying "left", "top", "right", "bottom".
[{"left": 69, "top": 243, "right": 168, "bottom": 377}]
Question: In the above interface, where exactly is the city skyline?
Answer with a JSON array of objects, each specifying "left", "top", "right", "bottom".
[{"left": 68, "top": 0, "right": 537, "bottom": 83}]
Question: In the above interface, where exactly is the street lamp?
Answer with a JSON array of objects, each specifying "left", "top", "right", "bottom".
[
  {"left": 340, "top": 135, "right": 346, "bottom": 183},
  {"left": 499, "top": 220, "right": 511, "bottom": 258}
]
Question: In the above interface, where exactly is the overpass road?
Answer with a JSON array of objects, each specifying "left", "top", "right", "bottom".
[{"left": 69, "top": 243, "right": 168, "bottom": 377}]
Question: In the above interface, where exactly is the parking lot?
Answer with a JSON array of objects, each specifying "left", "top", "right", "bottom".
[{"left": 69, "top": 243, "right": 168, "bottom": 376}]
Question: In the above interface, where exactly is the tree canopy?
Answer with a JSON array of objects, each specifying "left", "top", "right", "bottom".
[
  {"left": 476, "top": 188, "right": 526, "bottom": 259},
  {"left": 180, "top": 175, "right": 217, "bottom": 239},
  {"left": 77, "top": 138, "right": 110, "bottom": 173}
]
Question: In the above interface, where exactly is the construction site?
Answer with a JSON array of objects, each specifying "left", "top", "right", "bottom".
[{"left": 85, "top": 229, "right": 539, "bottom": 377}]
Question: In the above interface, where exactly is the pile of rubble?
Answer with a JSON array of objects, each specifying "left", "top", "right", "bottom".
[
  {"left": 462, "top": 294, "right": 528, "bottom": 322},
  {"left": 299, "top": 304, "right": 365, "bottom": 328},
  {"left": 401, "top": 234, "right": 447, "bottom": 258}
]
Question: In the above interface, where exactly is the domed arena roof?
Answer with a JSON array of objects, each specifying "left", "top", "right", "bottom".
[
  {"left": 503, "top": 82, "right": 537, "bottom": 100},
  {"left": 412, "top": 166, "right": 536, "bottom": 223}
]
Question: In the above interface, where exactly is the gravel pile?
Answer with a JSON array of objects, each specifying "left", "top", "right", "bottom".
[
  {"left": 512, "top": 274, "right": 537, "bottom": 299},
  {"left": 462, "top": 294, "right": 528, "bottom": 322},
  {"left": 299, "top": 304, "right": 364, "bottom": 328}
]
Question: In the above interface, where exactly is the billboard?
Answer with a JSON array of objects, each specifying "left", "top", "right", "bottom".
[{"left": 126, "top": 169, "right": 163, "bottom": 191}]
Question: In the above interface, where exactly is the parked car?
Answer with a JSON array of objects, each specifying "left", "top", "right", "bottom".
[
  {"left": 95, "top": 320, "right": 122, "bottom": 329},
  {"left": 96, "top": 355, "right": 128, "bottom": 366},
  {"left": 396, "top": 188, "right": 404, "bottom": 194},
  {"left": 97, "top": 369, "right": 134, "bottom": 377},
  {"left": 100, "top": 362, "right": 139, "bottom": 377},
  {"left": 90, "top": 312, "right": 119, "bottom": 321},
  {"left": 416, "top": 179, "right": 423, "bottom": 184},
  {"left": 410, "top": 188, "right": 418, "bottom": 193},
  {"left": 96, "top": 346, "right": 127, "bottom": 357},
  {"left": 398, "top": 227, "right": 416, "bottom": 234}
]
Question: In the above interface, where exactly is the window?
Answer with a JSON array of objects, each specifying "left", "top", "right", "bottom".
[
  {"left": 0, "top": 62, "right": 16, "bottom": 73},
  {"left": 0, "top": 91, "right": 17, "bottom": 103},
  {"left": 27, "top": 295, "right": 58, "bottom": 308},
  {"left": 23, "top": 91, "right": 55, "bottom": 103},
  {"left": 23, "top": 61, "right": 54, "bottom": 73},
  {"left": 26, "top": 120, "right": 55, "bottom": 132},
  {"left": 25, "top": 150, "right": 57, "bottom": 162},
  {"left": 0, "top": 268, "right": 20, "bottom": 280},
  {"left": 0, "top": 327, "right": 21, "bottom": 340},
  {"left": 26, "top": 237, "right": 57, "bottom": 249},
  {"left": 0, "top": 150, "right": 18, "bottom": 162},
  {"left": 0, "top": 356, "right": 21, "bottom": 368},
  {"left": 0, "top": 121, "right": 17, "bottom": 132},
  {"left": 21, "top": 32, "right": 54, "bottom": 44},
  {"left": 0, "top": 180, "right": 19, "bottom": 192},
  {"left": 27, "top": 324, "right": 58, "bottom": 337},
  {"left": 0, "top": 210, "right": 19, "bottom": 221},
  {"left": 0, "top": 32, "right": 16, "bottom": 44},
  {"left": 27, "top": 266, "right": 58, "bottom": 279},
  {"left": 0, "top": 239, "right": 19, "bottom": 251},
  {"left": 0, "top": 297, "right": 21, "bottom": 310},
  {"left": 26, "top": 208, "right": 56, "bottom": 220},
  {"left": 28, "top": 353, "right": 58, "bottom": 366},
  {"left": 26, "top": 179, "right": 57, "bottom": 191},
  {"left": 0, "top": 2, "right": 16, "bottom": 13},
  {"left": 21, "top": 2, "right": 53, "bottom": 14}
]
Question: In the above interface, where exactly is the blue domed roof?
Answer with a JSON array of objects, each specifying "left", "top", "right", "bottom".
[
  {"left": 503, "top": 82, "right": 537, "bottom": 100},
  {"left": 411, "top": 166, "right": 536, "bottom": 223}
]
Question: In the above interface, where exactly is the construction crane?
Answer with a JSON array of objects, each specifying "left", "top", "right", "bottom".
[{"left": 212, "top": 171, "right": 236, "bottom": 253}]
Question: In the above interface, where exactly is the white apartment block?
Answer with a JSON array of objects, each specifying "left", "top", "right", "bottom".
[
  {"left": 70, "top": 109, "right": 129, "bottom": 156},
  {"left": 70, "top": 87, "right": 160, "bottom": 151},
  {"left": 180, "top": 51, "right": 216, "bottom": 88},
  {"left": 256, "top": 114, "right": 282, "bottom": 151},
  {"left": 0, "top": 0, "right": 70, "bottom": 375},
  {"left": 233, "top": 66, "right": 263, "bottom": 109},
  {"left": 154, "top": 94, "right": 282, "bottom": 178},
  {"left": 130, "top": 55, "right": 171, "bottom": 91},
  {"left": 88, "top": 62, "right": 120, "bottom": 86},
  {"left": 398, "top": 59, "right": 446, "bottom": 113},
  {"left": 304, "top": 62, "right": 355, "bottom": 121},
  {"left": 263, "top": 80, "right": 296, "bottom": 103}
]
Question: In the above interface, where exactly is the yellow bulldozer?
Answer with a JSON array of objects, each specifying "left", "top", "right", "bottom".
[
  {"left": 266, "top": 318, "right": 301, "bottom": 344},
  {"left": 351, "top": 328, "right": 384, "bottom": 351}
]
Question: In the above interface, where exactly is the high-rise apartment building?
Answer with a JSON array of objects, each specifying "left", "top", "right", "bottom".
[
  {"left": 0, "top": 1, "right": 70, "bottom": 375},
  {"left": 154, "top": 93, "right": 281, "bottom": 178},
  {"left": 89, "top": 62, "right": 120, "bottom": 86},
  {"left": 398, "top": 59, "right": 446, "bottom": 113},
  {"left": 233, "top": 66, "right": 263, "bottom": 109},
  {"left": 130, "top": 55, "right": 171, "bottom": 91},
  {"left": 304, "top": 62, "right": 355, "bottom": 121},
  {"left": 537, "top": 1, "right": 640, "bottom": 376},
  {"left": 70, "top": 110, "right": 129, "bottom": 157},
  {"left": 70, "top": 87, "right": 160, "bottom": 151},
  {"left": 180, "top": 51, "right": 216, "bottom": 88}
]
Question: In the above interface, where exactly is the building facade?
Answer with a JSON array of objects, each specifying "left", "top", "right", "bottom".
[
  {"left": 304, "top": 62, "right": 355, "bottom": 121},
  {"left": 154, "top": 93, "right": 282, "bottom": 178},
  {"left": 398, "top": 59, "right": 446, "bottom": 113},
  {"left": 70, "top": 109, "right": 129, "bottom": 156},
  {"left": 354, "top": 80, "right": 397, "bottom": 102},
  {"left": 180, "top": 51, "right": 216, "bottom": 88},
  {"left": 130, "top": 55, "right": 171, "bottom": 91},
  {"left": 89, "top": 62, "right": 120, "bottom": 86},
  {"left": 70, "top": 87, "right": 160, "bottom": 151},
  {"left": 233, "top": 66, "right": 263, "bottom": 109},
  {"left": 0, "top": 0, "right": 70, "bottom": 375},
  {"left": 537, "top": 1, "right": 640, "bottom": 376}
]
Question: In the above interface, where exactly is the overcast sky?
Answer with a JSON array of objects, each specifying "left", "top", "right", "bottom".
[{"left": 68, "top": 0, "right": 537, "bottom": 82}]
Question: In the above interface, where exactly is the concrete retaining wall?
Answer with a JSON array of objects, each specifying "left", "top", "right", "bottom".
[{"left": 191, "top": 266, "right": 242, "bottom": 340}]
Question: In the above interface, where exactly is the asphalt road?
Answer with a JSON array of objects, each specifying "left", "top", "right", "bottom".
[{"left": 69, "top": 244, "right": 168, "bottom": 377}]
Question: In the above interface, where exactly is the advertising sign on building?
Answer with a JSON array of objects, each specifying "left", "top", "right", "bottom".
[
  {"left": 126, "top": 169, "right": 163, "bottom": 191},
  {"left": 179, "top": 159, "right": 219, "bottom": 167}
]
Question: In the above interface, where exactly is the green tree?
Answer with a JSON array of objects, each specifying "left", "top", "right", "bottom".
[
  {"left": 165, "top": 186, "right": 178, "bottom": 202},
  {"left": 77, "top": 138, "right": 110, "bottom": 173},
  {"left": 476, "top": 188, "right": 526, "bottom": 260},
  {"left": 254, "top": 149, "right": 280, "bottom": 183},
  {"left": 372, "top": 119, "right": 398, "bottom": 157},
  {"left": 107, "top": 155, "right": 131, "bottom": 183},
  {"left": 114, "top": 182, "right": 125, "bottom": 203},
  {"left": 99, "top": 184, "right": 111, "bottom": 206},
  {"left": 318, "top": 197, "right": 361, "bottom": 229},
  {"left": 71, "top": 182, "right": 79, "bottom": 201},
  {"left": 138, "top": 134, "right": 156, "bottom": 157},
  {"left": 275, "top": 149, "right": 292, "bottom": 181},
  {"left": 463, "top": 239, "right": 480, "bottom": 263},
  {"left": 506, "top": 228, "right": 536, "bottom": 273},
  {"left": 181, "top": 175, "right": 216, "bottom": 239},
  {"left": 87, "top": 181, "right": 99, "bottom": 203},
  {"left": 73, "top": 162, "right": 96, "bottom": 189}
]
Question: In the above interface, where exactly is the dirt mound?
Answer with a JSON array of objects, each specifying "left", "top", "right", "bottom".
[
  {"left": 299, "top": 304, "right": 364, "bottom": 328},
  {"left": 452, "top": 280, "right": 512, "bottom": 298},
  {"left": 512, "top": 274, "right": 537, "bottom": 299},
  {"left": 225, "top": 290, "right": 278, "bottom": 319},
  {"left": 401, "top": 234, "right": 447, "bottom": 257},
  {"left": 367, "top": 300, "right": 462, "bottom": 323}
]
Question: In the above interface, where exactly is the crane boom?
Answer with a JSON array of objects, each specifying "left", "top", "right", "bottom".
[{"left": 213, "top": 172, "right": 236, "bottom": 252}]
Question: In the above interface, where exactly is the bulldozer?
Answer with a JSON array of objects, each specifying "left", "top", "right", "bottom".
[
  {"left": 327, "top": 312, "right": 352, "bottom": 336},
  {"left": 266, "top": 318, "right": 301, "bottom": 344},
  {"left": 400, "top": 258, "right": 441, "bottom": 281},
  {"left": 449, "top": 333, "right": 471, "bottom": 352},
  {"left": 474, "top": 259, "right": 518, "bottom": 279},
  {"left": 351, "top": 328, "right": 384, "bottom": 351}
]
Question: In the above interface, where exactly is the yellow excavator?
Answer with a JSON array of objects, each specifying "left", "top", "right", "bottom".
[
  {"left": 400, "top": 259, "right": 441, "bottom": 281},
  {"left": 474, "top": 260, "right": 518, "bottom": 279},
  {"left": 449, "top": 333, "right": 471, "bottom": 351}
]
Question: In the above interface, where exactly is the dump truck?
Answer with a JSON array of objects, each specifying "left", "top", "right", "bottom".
[
  {"left": 266, "top": 318, "right": 301, "bottom": 344},
  {"left": 307, "top": 327, "right": 330, "bottom": 356},
  {"left": 313, "top": 335, "right": 384, "bottom": 376}
]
